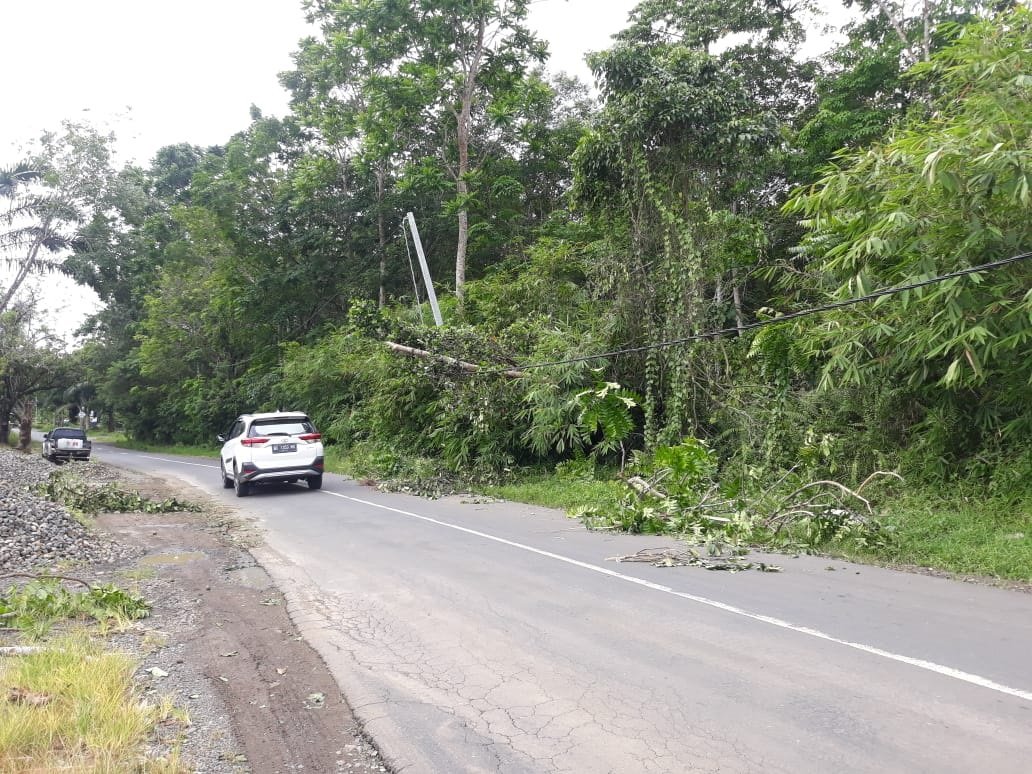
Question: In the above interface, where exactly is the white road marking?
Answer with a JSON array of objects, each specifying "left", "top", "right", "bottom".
[
  {"left": 118, "top": 453, "right": 218, "bottom": 470},
  {"left": 322, "top": 489, "right": 1032, "bottom": 703}
]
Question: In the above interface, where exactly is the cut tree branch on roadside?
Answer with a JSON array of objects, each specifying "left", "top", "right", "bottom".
[
  {"left": 608, "top": 547, "right": 781, "bottom": 572},
  {"left": 385, "top": 341, "right": 524, "bottom": 378},
  {"left": 625, "top": 475, "right": 732, "bottom": 524},
  {"left": 765, "top": 472, "right": 903, "bottom": 535}
]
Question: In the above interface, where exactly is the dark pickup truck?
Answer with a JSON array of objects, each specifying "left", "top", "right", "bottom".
[{"left": 42, "top": 427, "right": 92, "bottom": 462}]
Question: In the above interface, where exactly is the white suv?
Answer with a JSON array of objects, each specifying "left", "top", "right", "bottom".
[{"left": 218, "top": 412, "right": 324, "bottom": 497}]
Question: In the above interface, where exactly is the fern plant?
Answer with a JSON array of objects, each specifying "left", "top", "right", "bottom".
[{"left": 576, "top": 376, "right": 641, "bottom": 460}]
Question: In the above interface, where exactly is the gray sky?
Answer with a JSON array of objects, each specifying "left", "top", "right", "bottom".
[{"left": 1, "top": 0, "right": 639, "bottom": 166}]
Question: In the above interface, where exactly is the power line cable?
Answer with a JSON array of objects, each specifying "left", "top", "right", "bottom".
[
  {"left": 481, "top": 251, "right": 1032, "bottom": 375},
  {"left": 401, "top": 223, "right": 426, "bottom": 326}
]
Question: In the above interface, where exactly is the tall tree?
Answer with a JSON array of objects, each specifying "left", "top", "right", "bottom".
[
  {"left": 0, "top": 162, "right": 79, "bottom": 314},
  {"left": 299, "top": 0, "right": 546, "bottom": 308},
  {"left": 284, "top": 20, "right": 395, "bottom": 307},
  {"left": 0, "top": 122, "right": 118, "bottom": 313},
  {"left": 0, "top": 163, "right": 53, "bottom": 312},
  {"left": 0, "top": 298, "right": 71, "bottom": 445},
  {"left": 795, "top": 0, "right": 1012, "bottom": 176},
  {"left": 573, "top": 0, "right": 808, "bottom": 444}
]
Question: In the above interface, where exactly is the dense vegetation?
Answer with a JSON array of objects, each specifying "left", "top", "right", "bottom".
[{"left": 2, "top": 2, "right": 1030, "bottom": 574}]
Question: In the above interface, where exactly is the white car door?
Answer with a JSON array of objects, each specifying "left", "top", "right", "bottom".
[{"left": 221, "top": 419, "right": 245, "bottom": 470}]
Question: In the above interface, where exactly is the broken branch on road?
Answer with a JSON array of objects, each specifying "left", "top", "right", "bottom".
[{"left": 608, "top": 547, "right": 781, "bottom": 572}]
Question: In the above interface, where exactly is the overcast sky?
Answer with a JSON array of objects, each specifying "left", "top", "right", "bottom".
[{"left": 1, "top": 0, "right": 641, "bottom": 166}]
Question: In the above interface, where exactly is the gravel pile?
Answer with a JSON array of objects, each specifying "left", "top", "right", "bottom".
[{"left": 0, "top": 448, "right": 135, "bottom": 572}]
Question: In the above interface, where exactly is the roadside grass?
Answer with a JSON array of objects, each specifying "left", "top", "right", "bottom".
[
  {"left": 1, "top": 578, "right": 150, "bottom": 642},
  {"left": 848, "top": 491, "right": 1032, "bottom": 581},
  {"left": 323, "top": 442, "right": 441, "bottom": 483},
  {"left": 89, "top": 436, "right": 1032, "bottom": 582},
  {"left": 0, "top": 580, "right": 184, "bottom": 771},
  {"left": 0, "top": 633, "right": 187, "bottom": 773},
  {"left": 106, "top": 436, "right": 216, "bottom": 457},
  {"left": 323, "top": 444, "right": 368, "bottom": 479},
  {"left": 322, "top": 445, "right": 1032, "bottom": 580},
  {"left": 83, "top": 429, "right": 123, "bottom": 444},
  {"left": 481, "top": 468, "right": 1032, "bottom": 582},
  {"left": 482, "top": 472, "right": 625, "bottom": 514}
]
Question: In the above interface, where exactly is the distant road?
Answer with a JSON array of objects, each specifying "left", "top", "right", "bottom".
[{"left": 94, "top": 442, "right": 1032, "bottom": 773}]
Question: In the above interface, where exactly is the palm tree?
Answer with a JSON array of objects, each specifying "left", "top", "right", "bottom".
[{"left": 0, "top": 162, "right": 77, "bottom": 313}]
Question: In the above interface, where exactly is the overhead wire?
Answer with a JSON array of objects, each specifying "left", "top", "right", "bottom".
[
  {"left": 401, "top": 222, "right": 426, "bottom": 326},
  {"left": 479, "top": 251, "right": 1032, "bottom": 375}
]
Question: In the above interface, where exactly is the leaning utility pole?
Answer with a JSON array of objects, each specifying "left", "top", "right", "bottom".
[{"left": 404, "top": 212, "right": 444, "bottom": 326}]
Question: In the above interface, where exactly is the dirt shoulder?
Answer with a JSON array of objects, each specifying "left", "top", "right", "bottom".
[{"left": 86, "top": 462, "right": 389, "bottom": 774}]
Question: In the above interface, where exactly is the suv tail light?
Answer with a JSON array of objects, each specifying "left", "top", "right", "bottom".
[
  {"left": 299, "top": 433, "right": 321, "bottom": 441},
  {"left": 241, "top": 438, "right": 270, "bottom": 446}
]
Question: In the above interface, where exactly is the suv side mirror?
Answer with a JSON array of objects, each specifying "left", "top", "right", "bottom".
[{"left": 216, "top": 434, "right": 226, "bottom": 443}]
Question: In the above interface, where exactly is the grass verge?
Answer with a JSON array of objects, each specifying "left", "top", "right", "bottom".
[
  {"left": 326, "top": 442, "right": 1032, "bottom": 580},
  {"left": 845, "top": 491, "right": 1032, "bottom": 581},
  {"left": 1, "top": 574, "right": 181, "bottom": 771},
  {"left": 106, "top": 436, "right": 216, "bottom": 457},
  {"left": 481, "top": 472, "right": 624, "bottom": 514},
  {"left": 489, "top": 475, "right": 1031, "bottom": 582},
  {"left": 0, "top": 633, "right": 186, "bottom": 772},
  {"left": 1, "top": 578, "right": 150, "bottom": 640}
]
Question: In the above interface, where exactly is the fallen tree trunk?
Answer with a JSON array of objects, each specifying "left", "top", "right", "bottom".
[{"left": 385, "top": 341, "right": 524, "bottom": 379}]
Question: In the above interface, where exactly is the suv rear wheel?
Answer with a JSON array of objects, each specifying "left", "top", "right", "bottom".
[
  {"left": 307, "top": 474, "right": 322, "bottom": 490},
  {"left": 220, "top": 460, "right": 234, "bottom": 489},
  {"left": 233, "top": 466, "right": 251, "bottom": 498}
]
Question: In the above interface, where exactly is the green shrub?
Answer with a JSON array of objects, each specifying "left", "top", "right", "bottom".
[{"left": 0, "top": 579, "right": 150, "bottom": 638}]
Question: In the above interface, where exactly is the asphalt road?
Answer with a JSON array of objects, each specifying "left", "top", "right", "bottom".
[{"left": 91, "top": 443, "right": 1032, "bottom": 773}]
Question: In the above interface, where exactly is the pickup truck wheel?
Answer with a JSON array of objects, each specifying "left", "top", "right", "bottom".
[{"left": 307, "top": 474, "right": 323, "bottom": 490}]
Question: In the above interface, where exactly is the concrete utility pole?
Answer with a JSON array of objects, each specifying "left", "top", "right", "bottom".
[{"left": 405, "top": 212, "right": 444, "bottom": 327}]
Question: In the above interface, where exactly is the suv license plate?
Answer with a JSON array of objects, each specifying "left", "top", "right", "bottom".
[{"left": 272, "top": 443, "right": 297, "bottom": 454}]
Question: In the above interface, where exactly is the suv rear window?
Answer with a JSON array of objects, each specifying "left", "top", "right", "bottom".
[
  {"left": 248, "top": 418, "right": 315, "bottom": 437},
  {"left": 52, "top": 428, "right": 87, "bottom": 440}
]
